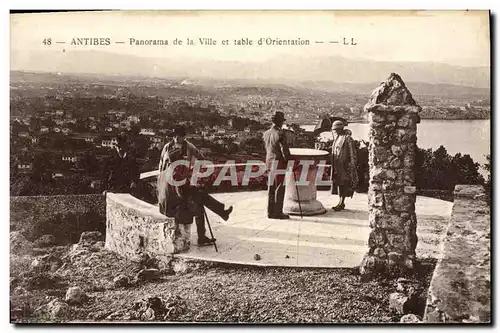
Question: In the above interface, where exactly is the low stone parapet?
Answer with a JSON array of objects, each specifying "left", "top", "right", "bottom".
[
  {"left": 423, "top": 185, "right": 490, "bottom": 323},
  {"left": 105, "top": 193, "right": 191, "bottom": 259}
]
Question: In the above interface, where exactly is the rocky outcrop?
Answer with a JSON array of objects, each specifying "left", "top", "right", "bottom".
[
  {"left": 65, "top": 286, "right": 87, "bottom": 304},
  {"left": 105, "top": 193, "right": 191, "bottom": 263},
  {"left": 10, "top": 231, "right": 32, "bottom": 255},
  {"left": 423, "top": 185, "right": 490, "bottom": 323},
  {"left": 30, "top": 254, "right": 63, "bottom": 273},
  {"left": 360, "top": 73, "right": 421, "bottom": 275},
  {"left": 33, "top": 298, "right": 70, "bottom": 321}
]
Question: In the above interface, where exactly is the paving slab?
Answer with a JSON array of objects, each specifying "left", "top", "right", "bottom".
[{"left": 176, "top": 191, "right": 452, "bottom": 268}]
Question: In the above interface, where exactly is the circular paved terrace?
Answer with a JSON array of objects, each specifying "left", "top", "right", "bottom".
[{"left": 176, "top": 190, "right": 453, "bottom": 268}]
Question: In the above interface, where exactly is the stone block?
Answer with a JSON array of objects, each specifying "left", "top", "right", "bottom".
[
  {"left": 105, "top": 193, "right": 191, "bottom": 261},
  {"left": 374, "top": 146, "right": 392, "bottom": 163},
  {"left": 382, "top": 180, "right": 396, "bottom": 191},
  {"left": 404, "top": 256, "right": 416, "bottom": 270},
  {"left": 368, "top": 229, "right": 387, "bottom": 248},
  {"left": 393, "top": 195, "right": 414, "bottom": 212},
  {"left": 389, "top": 157, "right": 402, "bottom": 169},
  {"left": 407, "top": 129, "right": 417, "bottom": 142},
  {"left": 397, "top": 114, "right": 411, "bottom": 128},
  {"left": 374, "top": 247, "right": 387, "bottom": 259},
  {"left": 403, "top": 217, "right": 417, "bottom": 234},
  {"left": 386, "top": 170, "right": 397, "bottom": 180},
  {"left": 383, "top": 193, "right": 396, "bottom": 211},
  {"left": 370, "top": 112, "right": 387, "bottom": 124},
  {"left": 371, "top": 167, "right": 386, "bottom": 182},
  {"left": 387, "top": 234, "right": 406, "bottom": 253},
  {"left": 387, "top": 114, "right": 397, "bottom": 122},
  {"left": 400, "top": 212, "right": 410, "bottom": 220},
  {"left": 359, "top": 253, "right": 385, "bottom": 275},
  {"left": 391, "top": 145, "right": 403, "bottom": 156},
  {"left": 369, "top": 193, "right": 384, "bottom": 208},
  {"left": 371, "top": 182, "right": 383, "bottom": 191},
  {"left": 403, "top": 155, "right": 414, "bottom": 168},
  {"left": 371, "top": 213, "right": 404, "bottom": 232}
]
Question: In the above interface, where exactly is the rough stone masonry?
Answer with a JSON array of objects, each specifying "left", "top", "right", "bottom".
[{"left": 360, "top": 73, "right": 421, "bottom": 275}]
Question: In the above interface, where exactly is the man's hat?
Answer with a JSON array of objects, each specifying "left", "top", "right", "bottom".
[
  {"left": 271, "top": 111, "right": 286, "bottom": 122},
  {"left": 173, "top": 125, "right": 186, "bottom": 136},
  {"left": 332, "top": 120, "right": 345, "bottom": 129}
]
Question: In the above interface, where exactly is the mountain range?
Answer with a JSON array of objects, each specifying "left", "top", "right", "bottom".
[{"left": 11, "top": 50, "right": 490, "bottom": 89}]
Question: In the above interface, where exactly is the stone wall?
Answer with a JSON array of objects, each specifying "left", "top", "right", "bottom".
[
  {"left": 360, "top": 73, "right": 422, "bottom": 274},
  {"left": 105, "top": 193, "right": 191, "bottom": 260},
  {"left": 10, "top": 194, "right": 106, "bottom": 244},
  {"left": 423, "top": 185, "right": 490, "bottom": 323}
]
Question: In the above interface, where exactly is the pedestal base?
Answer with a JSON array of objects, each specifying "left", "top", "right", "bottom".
[
  {"left": 282, "top": 148, "right": 330, "bottom": 217},
  {"left": 283, "top": 199, "right": 327, "bottom": 216}
]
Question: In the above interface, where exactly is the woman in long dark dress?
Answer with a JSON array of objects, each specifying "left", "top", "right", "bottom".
[{"left": 330, "top": 120, "right": 358, "bottom": 211}]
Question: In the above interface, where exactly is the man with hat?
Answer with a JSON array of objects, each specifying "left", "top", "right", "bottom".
[
  {"left": 105, "top": 132, "right": 140, "bottom": 193},
  {"left": 263, "top": 111, "right": 291, "bottom": 219},
  {"left": 330, "top": 120, "right": 358, "bottom": 211},
  {"left": 157, "top": 125, "right": 233, "bottom": 246}
]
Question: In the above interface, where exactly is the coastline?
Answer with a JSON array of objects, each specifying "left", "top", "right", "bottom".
[{"left": 301, "top": 117, "right": 491, "bottom": 127}]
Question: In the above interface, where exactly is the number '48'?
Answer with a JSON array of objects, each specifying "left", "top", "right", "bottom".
[{"left": 42, "top": 38, "right": 52, "bottom": 45}]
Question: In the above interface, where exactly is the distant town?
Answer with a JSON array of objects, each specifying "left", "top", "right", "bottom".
[{"left": 10, "top": 70, "right": 490, "bottom": 196}]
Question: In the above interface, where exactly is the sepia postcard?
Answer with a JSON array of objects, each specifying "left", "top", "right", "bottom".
[{"left": 9, "top": 10, "right": 491, "bottom": 324}]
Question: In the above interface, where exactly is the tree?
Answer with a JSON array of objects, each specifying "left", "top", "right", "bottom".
[{"left": 452, "top": 153, "right": 484, "bottom": 185}]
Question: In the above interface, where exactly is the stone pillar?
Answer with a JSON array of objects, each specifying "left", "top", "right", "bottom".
[{"left": 360, "top": 73, "right": 421, "bottom": 275}]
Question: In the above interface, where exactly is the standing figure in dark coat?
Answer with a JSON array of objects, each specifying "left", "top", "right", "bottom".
[
  {"left": 330, "top": 120, "right": 358, "bottom": 211},
  {"left": 157, "top": 125, "right": 233, "bottom": 246},
  {"left": 106, "top": 133, "right": 140, "bottom": 193},
  {"left": 263, "top": 111, "right": 291, "bottom": 219}
]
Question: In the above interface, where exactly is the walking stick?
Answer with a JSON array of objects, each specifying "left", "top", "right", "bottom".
[
  {"left": 202, "top": 207, "right": 218, "bottom": 252},
  {"left": 292, "top": 163, "right": 304, "bottom": 219}
]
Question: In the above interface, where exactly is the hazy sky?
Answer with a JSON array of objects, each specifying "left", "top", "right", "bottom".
[{"left": 10, "top": 10, "right": 490, "bottom": 66}]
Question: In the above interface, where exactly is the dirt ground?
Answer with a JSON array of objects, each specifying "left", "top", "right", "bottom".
[{"left": 10, "top": 235, "right": 436, "bottom": 324}]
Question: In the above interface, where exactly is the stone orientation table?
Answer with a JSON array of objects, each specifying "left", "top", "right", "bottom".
[{"left": 283, "top": 148, "right": 330, "bottom": 216}]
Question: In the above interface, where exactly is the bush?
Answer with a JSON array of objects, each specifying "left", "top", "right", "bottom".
[
  {"left": 354, "top": 144, "right": 484, "bottom": 194},
  {"left": 415, "top": 146, "right": 484, "bottom": 191}
]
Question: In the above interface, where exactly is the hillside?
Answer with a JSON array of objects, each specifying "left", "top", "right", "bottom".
[{"left": 11, "top": 50, "right": 490, "bottom": 88}]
